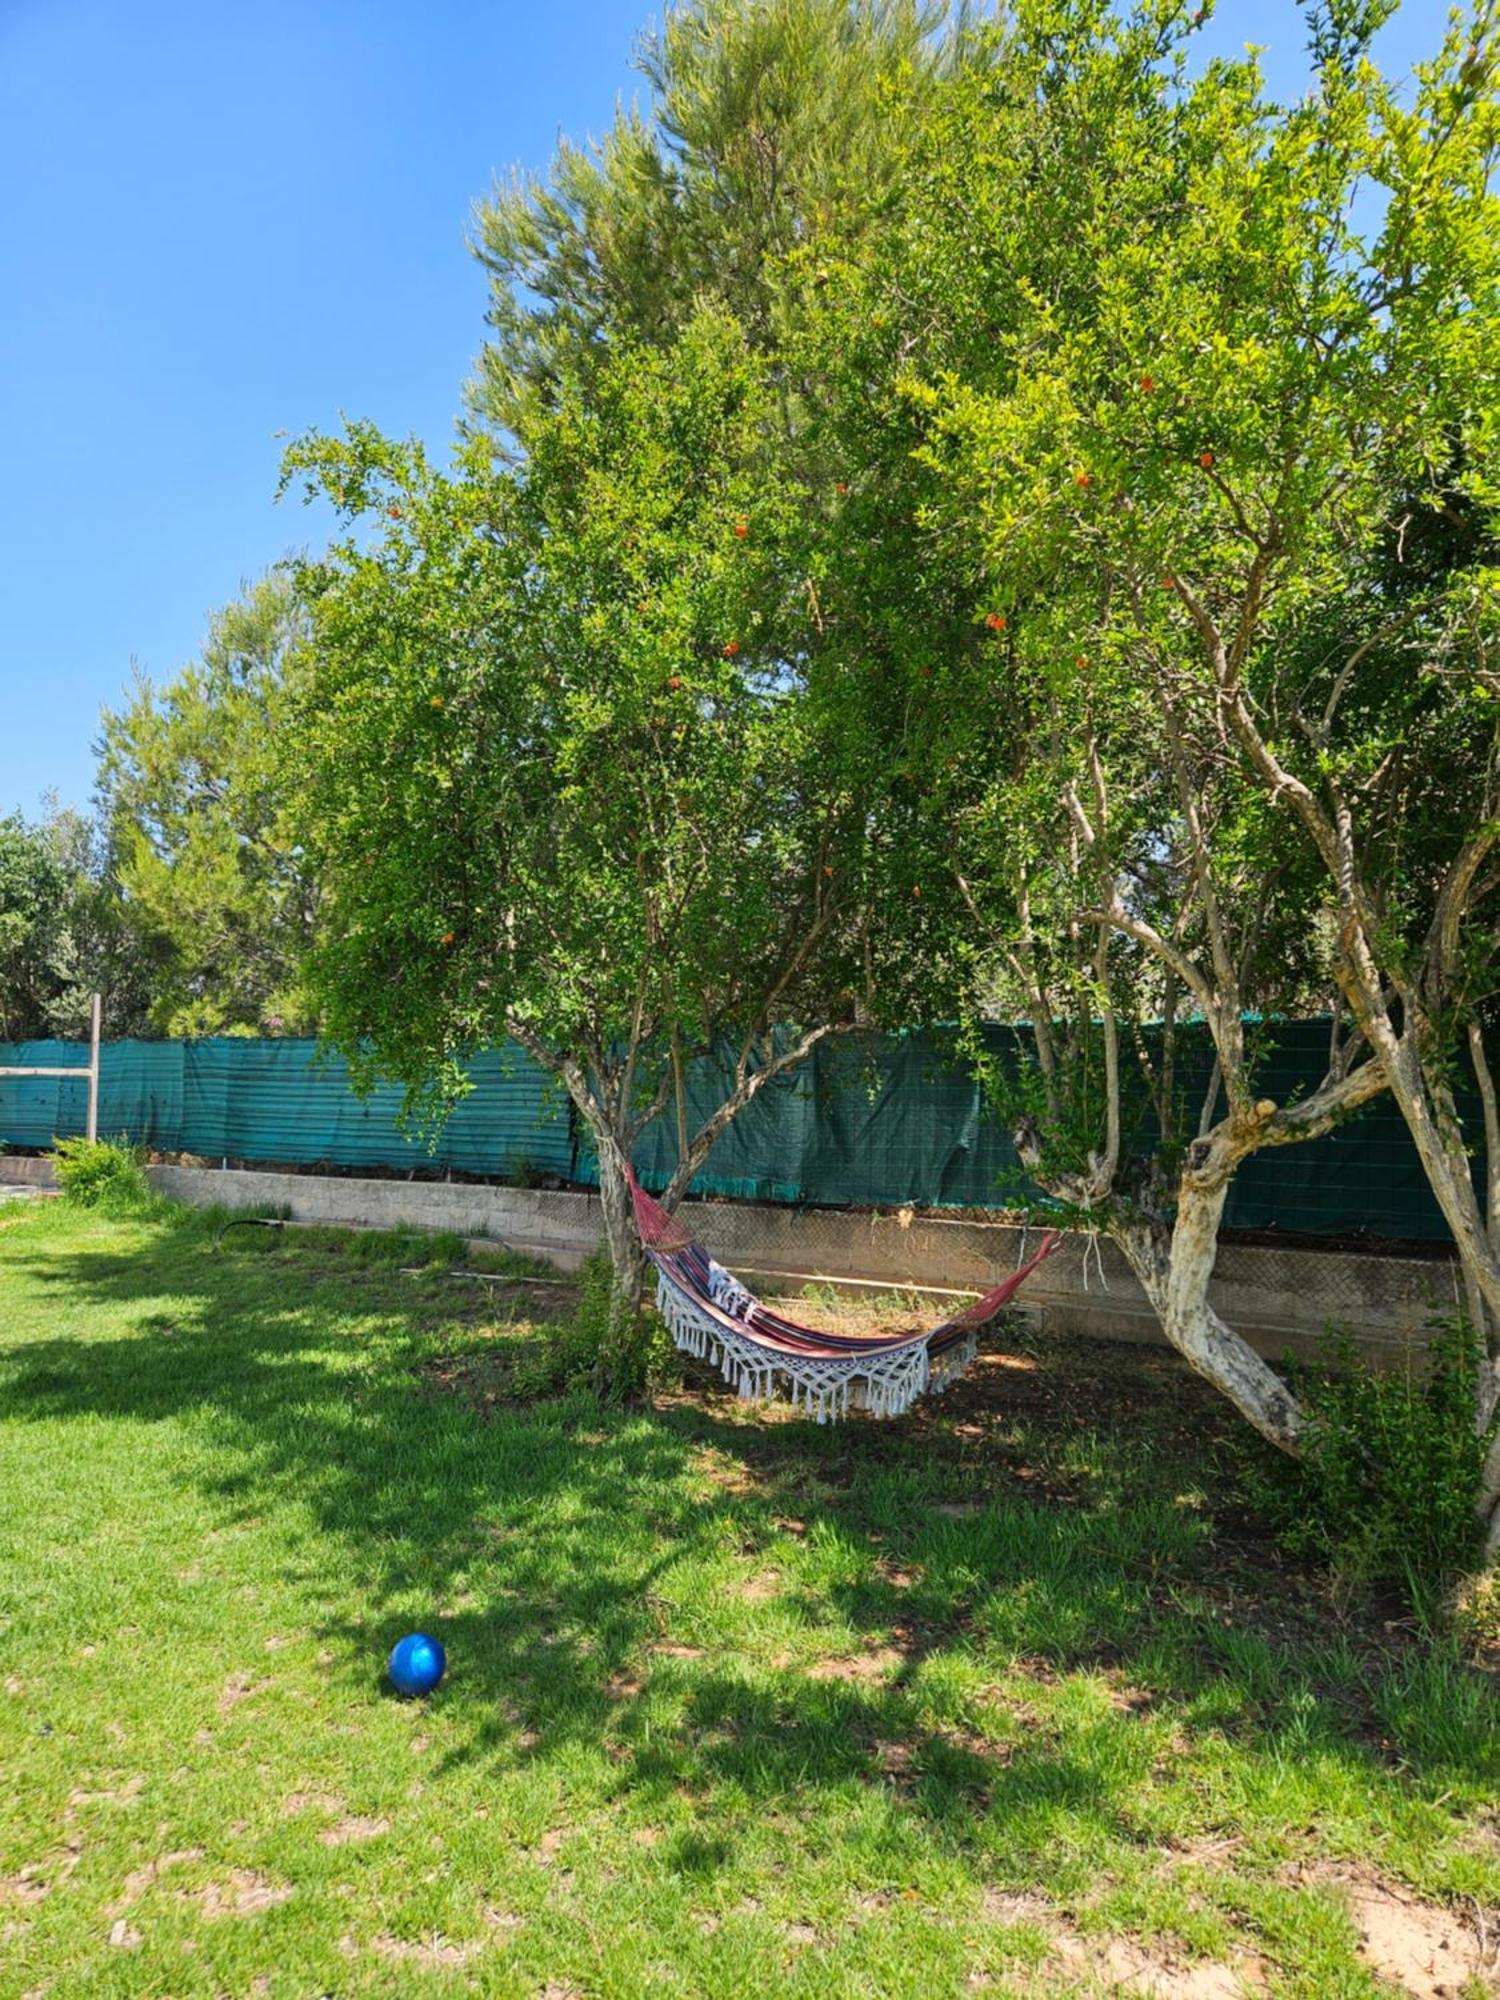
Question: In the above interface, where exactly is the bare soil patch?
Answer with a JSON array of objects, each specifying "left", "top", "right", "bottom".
[
  {"left": 319, "top": 1815, "right": 390, "bottom": 1847},
  {"left": 191, "top": 1869, "right": 294, "bottom": 1919},
  {"left": 280, "top": 1789, "right": 343, "bottom": 1818},
  {"left": 981, "top": 1890, "right": 1264, "bottom": 1996},
  {"left": 217, "top": 1671, "right": 272, "bottom": 1715},
  {"left": 372, "top": 1931, "right": 484, "bottom": 1967},
  {"left": 105, "top": 1849, "right": 202, "bottom": 1917},
  {"left": 1289, "top": 1862, "right": 1498, "bottom": 1996},
  {"left": 807, "top": 1646, "right": 905, "bottom": 1683}
]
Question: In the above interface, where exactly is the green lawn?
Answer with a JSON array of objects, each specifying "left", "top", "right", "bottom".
[{"left": 2, "top": 1200, "right": 1498, "bottom": 1997}]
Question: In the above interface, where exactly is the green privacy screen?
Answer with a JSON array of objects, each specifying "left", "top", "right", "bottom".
[
  {"left": 0, "top": 1022, "right": 1465, "bottom": 1243},
  {"left": 0, "top": 1039, "right": 575, "bottom": 1181}
]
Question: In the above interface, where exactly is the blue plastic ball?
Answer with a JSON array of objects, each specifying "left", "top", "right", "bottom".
[{"left": 388, "top": 1631, "right": 446, "bottom": 1697}]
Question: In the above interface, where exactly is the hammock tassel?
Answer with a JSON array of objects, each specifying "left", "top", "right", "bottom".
[{"left": 637, "top": 1179, "right": 1059, "bottom": 1424}]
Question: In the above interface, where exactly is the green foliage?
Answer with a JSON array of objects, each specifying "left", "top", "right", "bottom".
[
  {"left": 0, "top": 812, "right": 69, "bottom": 1041},
  {"left": 280, "top": 294, "right": 927, "bottom": 1338},
  {"left": 774, "top": 0, "right": 1500, "bottom": 1523},
  {"left": 40, "top": 801, "right": 172, "bottom": 1038},
  {"left": 349, "top": 1224, "right": 469, "bottom": 1270},
  {"left": 466, "top": 0, "right": 984, "bottom": 1058},
  {"left": 283, "top": 308, "right": 844, "bottom": 1120},
  {"left": 1248, "top": 1318, "right": 1495, "bottom": 1614},
  {"left": 469, "top": 0, "right": 955, "bottom": 435},
  {"left": 96, "top": 573, "right": 320, "bottom": 1037},
  {"left": 51, "top": 1137, "right": 152, "bottom": 1214},
  {"left": 0, "top": 802, "right": 160, "bottom": 1041},
  {"left": 794, "top": 0, "right": 1500, "bottom": 1078},
  {"left": 510, "top": 1249, "right": 679, "bottom": 1402}
]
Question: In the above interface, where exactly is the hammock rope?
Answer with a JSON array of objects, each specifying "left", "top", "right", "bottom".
[{"left": 628, "top": 1172, "right": 1060, "bottom": 1422}]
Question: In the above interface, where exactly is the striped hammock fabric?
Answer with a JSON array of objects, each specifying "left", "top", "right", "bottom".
[{"left": 629, "top": 1172, "right": 1060, "bottom": 1423}]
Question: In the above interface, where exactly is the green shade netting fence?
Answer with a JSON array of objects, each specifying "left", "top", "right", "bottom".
[
  {"left": 0, "top": 1039, "right": 573, "bottom": 1180},
  {"left": 0, "top": 1020, "right": 1465, "bottom": 1243}
]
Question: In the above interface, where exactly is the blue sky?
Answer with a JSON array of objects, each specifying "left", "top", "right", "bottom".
[{"left": 0, "top": 0, "right": 1443, "bottom": 823}]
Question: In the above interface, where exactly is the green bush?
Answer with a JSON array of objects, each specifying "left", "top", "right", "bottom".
[
  {"left": 1248, "top": 1316, "right": 1493, "bottom": 1617},
  {"left": 511, "top": 1250, "right": 678, "bottom": 1402},
  {"left": 51, "top": 1137, "right": 153, "bottom": 1213}
]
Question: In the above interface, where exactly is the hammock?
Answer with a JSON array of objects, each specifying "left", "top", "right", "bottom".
[{"left": 629, "top": 1171, "right": 1060, "bottom": 1422}]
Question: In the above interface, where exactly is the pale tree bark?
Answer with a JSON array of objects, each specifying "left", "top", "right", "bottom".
[
  {"left": 1010, "top": 689, "right": 1395, "bottom": 1458},
  {"left": 504, "top": 1018, "right": 649, "bottom": 1389},
  {"left": 1114, "top": 1188, "right": 1304, "bottom": 1453},
  {"left": 1173, "top": 572, "right": 1500, "bottom": 1549},
  {"left": 507, "top": 1001, "right": 849, "bottom": 1393},
  {"left": 1017, "top": 1042, "right": 1387, "bottom": 1455},
  {"left": 595, "top": 1135, "right": 649, "bottom": 1380}
]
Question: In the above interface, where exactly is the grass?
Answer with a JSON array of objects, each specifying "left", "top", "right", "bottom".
[{"left": 1, "top": 1200, "right": 1498, "bottom": 1997}]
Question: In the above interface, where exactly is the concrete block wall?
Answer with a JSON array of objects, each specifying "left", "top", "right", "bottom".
[
  {"left": 0, "top": 1156, "right": 1453, "bottom": 1363},
  {"left": 123, "top": 1164, "right": 1459, "bottom": 1364},
  {"left": 147, "top": 1165, "right": 602, "bottom": 1272}
]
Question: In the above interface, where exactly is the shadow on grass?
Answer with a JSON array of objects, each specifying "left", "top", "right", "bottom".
[{"left": 4, "top": 1209, "right": 1499, "bottom": 1862}]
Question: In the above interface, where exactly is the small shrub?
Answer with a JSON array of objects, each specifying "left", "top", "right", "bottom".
[
  {"left": 1369, "top": 1644, "right": 1500, "bottom": 1776},
  {"left": 280, "top": 1223, "right": 468, "bottom": 1269},
  {"left": 1247, "top": 1316, "right": 1493, "bottom": 1617},
  {"left": 511, "top": 1250, "right": 678, "bottom": 1401},
  {"left": 51, "top": 1137, "right": 153, "bottom": 1213},
  {"left": 800, "top": 1280, "right": 843, "bottom": 1312}
]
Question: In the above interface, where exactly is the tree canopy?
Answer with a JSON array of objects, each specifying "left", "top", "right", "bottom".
[
  {"left": 781, "top": 0, "right": 1500, "bottom": 1470},
  {"left": 96, "top": 573, "right": 321, "bottom": 1037},
  {"left": 0, "top": 800, "right": 163, "bottom": 1042},
  {"left": 468, "top": 0, "right": 965, "bottom": 438},
  {"left": 284, "top": 306, "right": 926, "bottom": 1377}
]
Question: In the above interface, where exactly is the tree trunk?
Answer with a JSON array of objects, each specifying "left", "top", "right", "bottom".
[
  {"left": 1013, "top": 1111, "right": 1304, "bottom": 1454},
  {"left": 1114, "top": 1177, "right": 1306, "bottom": 1455},
  {"left": 592, "top": 1134, "right": 649, "bottom": 1398},
  {"left": 1473, "top": 1421, "right": 1500, "bottom": 1562},
  {"left": 1335, "top": 978, "right": 1500, "bottom": 1342},
  {"left": 503, "top": 1013, "right": 838, "bottom": 1398}
]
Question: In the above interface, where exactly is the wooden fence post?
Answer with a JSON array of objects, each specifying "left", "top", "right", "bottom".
[
  {"left": 0, "top": 993, "right": 104, "bottom": 1140},
  {"left": 86, "top": 993, "right": 101, "bottom": 1144}
]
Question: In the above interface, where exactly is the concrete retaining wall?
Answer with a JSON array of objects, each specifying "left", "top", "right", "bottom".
[
  {"left": 147, "top": 1164, "right": 604, "bottom": 1273},
  {"left": 0, "top": 1156, "right": 1454, "bottom": 1362}
]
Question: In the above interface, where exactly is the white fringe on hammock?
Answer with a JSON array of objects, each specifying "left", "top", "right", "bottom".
[{"left": 656, "top": 1274, "right": 977, "bottom": 1423}]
